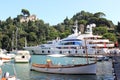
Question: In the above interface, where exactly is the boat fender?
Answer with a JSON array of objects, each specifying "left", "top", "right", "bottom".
[{"left": 4, "top": 72, "right": 9, "bottom": 79}]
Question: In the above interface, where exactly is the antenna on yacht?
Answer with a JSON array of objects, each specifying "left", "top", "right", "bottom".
[
  {"left": 72, "top": 20, "right": 82, "bottom": 35},
  {"left": 73, "top": 20, "right": 78, "bottom": 35}
]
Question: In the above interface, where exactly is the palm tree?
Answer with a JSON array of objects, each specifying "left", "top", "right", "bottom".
[{"left": 21, "top": 9, "right": 30, "bottom": 17}]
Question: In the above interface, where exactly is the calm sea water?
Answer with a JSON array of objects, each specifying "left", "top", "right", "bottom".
[{"left": 1, "top": 55, "right": 114, "bottom": 80}]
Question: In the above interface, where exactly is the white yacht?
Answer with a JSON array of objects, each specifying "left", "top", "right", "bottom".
[{"left": 23, "top": 21, "right": 114, "bottom": 55}]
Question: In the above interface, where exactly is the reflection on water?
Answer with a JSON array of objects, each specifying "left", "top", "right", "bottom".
[
  {"left": 1, "top": 55, "right": 114, "bottom": 80},
  {"left": 30, "top": 72, "right": 97, "bottom": 80}
]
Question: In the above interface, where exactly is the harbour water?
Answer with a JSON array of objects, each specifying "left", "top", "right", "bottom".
[{"left": 1, "top": 55, "right": 114, "bottom": 80}]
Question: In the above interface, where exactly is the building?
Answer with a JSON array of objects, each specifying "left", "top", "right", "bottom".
[{"left": 20, "top": 14, "right": 37, "bottom": 22}]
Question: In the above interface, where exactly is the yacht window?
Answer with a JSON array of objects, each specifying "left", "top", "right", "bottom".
[
  {"left": 60, "top": 51, "right": 62, "bottom": 54},
  {"left": 57, "top": 47, "right": 61, "bottom": 49},
  {"left": 83, "top": 51, "right": 85, "bottom": 53},
  {"left": 69, "top": 51, "right": 71, "bottom": 53},
  {"left": 42, "top": 51, "right": 44, "bottom": 53},
  {"left": 63, "top": 39, "right": 82, "bottom": 41},
  {"left": 22, "top": 56, "right": 25, "bottom": 58},
  {"left": 74, "top": 42, "right": 81, "bottom": 45},
  {"left": 47, "top": 42, "right": 53, "bottom": 44},
  {"left": 40, "top": 45, "right": 45, "bottom": 47},
  {"left": 59, "top": 41, "right": 82, "bottom": 45},
  {"left": 48, "top": 51, "right": 50, "bottom": 53},
  {"left": 75, "top": 51, "right": 77, "bottom": 53}
]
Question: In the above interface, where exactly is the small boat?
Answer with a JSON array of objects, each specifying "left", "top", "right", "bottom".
[
  {"left": 30, "top": 54, "right": 97, "bottom": 74},
  {"left": 14, "top": 50, "right": 31, "bottom": 63},
  {"left": 0, "top": 49, "right": 11, "bottom": 62}
]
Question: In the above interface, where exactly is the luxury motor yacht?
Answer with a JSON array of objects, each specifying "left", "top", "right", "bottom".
[{"left": 23, "top": 21, "right": 114, "bottom": 55}]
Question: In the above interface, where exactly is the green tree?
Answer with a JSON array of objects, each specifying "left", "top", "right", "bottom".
[
  {"left": 0, "top": 32, "right": 3, "bottom": 47},
  {"left": 1, "top": 35, "right": 10, "bottom": 50},
  {"left": 94, "top": 12, "right": 106, "bottom": 18},
  {"left": 116, "top": 22, "right": 120, "bottom": 32},
  {"left": 93, "top": 27, "right": 108, "bottom": 35},
  {"left": 103, "top": 33, "right": 117, "bottom": 42},
  {"left": 47, "top": 27, "right": 59, "bottom": 40},
  {"left": 18, "top": 37, "right": 26, "bottom": 49},
  {"left": 28, "top": 32, "right": 37, "bottom": 41}
]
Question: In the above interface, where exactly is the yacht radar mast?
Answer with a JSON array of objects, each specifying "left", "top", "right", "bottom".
[
  {"left": 85, "top": 23, "right": 96, "bottom": 34},
  {"left": 73, "top": 20, "right": 81, "bottom": 35}
]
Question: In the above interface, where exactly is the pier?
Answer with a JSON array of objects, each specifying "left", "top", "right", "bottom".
[{"left": 112, "top": 55, "right": 120, "bottom": 80}]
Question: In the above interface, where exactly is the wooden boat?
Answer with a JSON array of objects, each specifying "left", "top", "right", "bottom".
[
  {"left": 31, "top": 60, "right": 96, "bottom": 74},
  {"left": 30, "top": 54, "right": 97, "bottom": 74},
  {"left": 14, "top": 50, "right": 31, "bottom": 63}
]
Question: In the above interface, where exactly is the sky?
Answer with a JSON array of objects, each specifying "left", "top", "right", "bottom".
[{"left": 0, "top": 0, "right": 120, "bottom": 25}]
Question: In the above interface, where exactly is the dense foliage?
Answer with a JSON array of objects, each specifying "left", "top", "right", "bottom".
[{"left": 0, "top": 9, "right": 119, "bottom": 51}]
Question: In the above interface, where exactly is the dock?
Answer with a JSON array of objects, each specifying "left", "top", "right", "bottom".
[{"left": 112, "top": 55, "right": 120, "bottom": 80}]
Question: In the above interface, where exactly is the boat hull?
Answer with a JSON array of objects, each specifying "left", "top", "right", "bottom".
[
  {"left": 2, "top": 76, "right": 16, "bottom": 80},
  {"left": 14, "top": 58, "right": 30, "bottom": 63},
  {"left": 31, "top": 63, "right": 96, "bottom": 74},
  {"left": 0, "top": 57, "right": 11, "bottom": 62}
]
